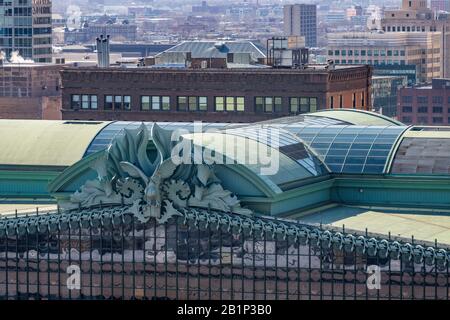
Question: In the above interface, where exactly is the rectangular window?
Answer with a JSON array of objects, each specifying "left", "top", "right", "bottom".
[
  {"left": 402, "top": 96, "right": 413, "bottom": 103},
  {"left": 432, "top": 96, "right": 443, "bottom": 104},
  {"left": 433, "top": 106, "right": 443, "bottom": 113},
  {"left": 188, "top": 97, "right": 197, "bottom": 111},
  {"left": 290, "top": 97, "right": 299, "bottom": 113},
  {"left": 236, "top": 97, "right": 245, "bottom": 111},
  {"left": 265, "top": 97, "right": 273, "bottom": 112},
  {"left": 290, "top": 97, "right": 317, "bottom": 113},
  {"left": 152, "top": 96, "right": 160, "bottom": 110},
  {"left": 215, "top": 97, "right": 224, "bottom": 111},
  {"left": 274, "top": 97, "right": 282, "bottom": 112},
  {"left": 142, "top": 96, "right": 170, "bottom": 111},
  {"left": 90, "top": 95, "right": 98, "bottom": 109},
  {"left": 418, "top": 106, "right": 428, "bottom": 113},
  {"left": 71, "top": 94, "right": 80, "bottom": 109},
  {"left": 255, "top": 97, "right": 264, "bottom": 112},
  {"left": 123, "top": 96, "right": 131, "bottom": 110},
  {"left": 226, "top": 97, "right": 235, "bottom": 111},
  {"left": 255, "top": 96, "right": 282, "bottom": 113},
  {"left": 310, "top": 98, "right": 317, "bottom": 112},
  {"left": 402, "top": 106, "right": 412, "bottom": 112},
  {"left": 199, "top": 96, "right": 208, "bottom": 111},
  {"left": 433, "top": 117, "right": 443, "bottom": 124},
  {"left": 105, "top": 95, "right": 113, "bottom": 110},
  {"left": 114, "top": 96, "right": 122, "bottom": 109},
  {"left": 178, "top": 96, "right": 188, "bottom": 111},
  {"left": 417, "top": 96, "right": 429, "bottom": 104},
  {"left": 141, "top": 96, "right": 150, "bottom": 110},
  {"left": 161, "top": 96, "right": 170, "bottom": 110},
  {"left": 81, "top": 95, "right": 89, "bottom": 109},
  {"left": 300, "top": 97, "right": 309, "bottom": 112}
]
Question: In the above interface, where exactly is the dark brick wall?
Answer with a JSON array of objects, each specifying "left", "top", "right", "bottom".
[
  {"left": 397, "top": 86, "right": 450, "bottom": 125},
  {"left": 61, "top": 66, "right": 372, "bottom": 122}
]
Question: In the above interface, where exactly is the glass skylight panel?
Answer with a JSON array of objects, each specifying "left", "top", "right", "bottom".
[{"left": 295, "top": 125, "right": 406, "bottom": 174}]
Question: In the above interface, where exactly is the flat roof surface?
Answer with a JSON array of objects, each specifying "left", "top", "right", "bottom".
[
  {"left": 296, "top": 205, "right": 450, "bottom": 246},
  {"left": 0, "top": 204, "right": 57, "bottom": 217}
]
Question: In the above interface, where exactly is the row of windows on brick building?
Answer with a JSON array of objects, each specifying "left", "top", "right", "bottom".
[{"left": 70, "top": 95, "right": 319, "bottom": 114}]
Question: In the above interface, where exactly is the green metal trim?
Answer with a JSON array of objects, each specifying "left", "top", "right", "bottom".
[
  {"left": 313, "top": 108, "right": 404, "bottom": 126},
  {"left": 384, "top": 125, "right": 413, "bottom": 173},
  {"left": 48, "top": 150, "right": 104, "bottom": 195},
  {"left": 218, "top": 164, "right": 281, "bottom": 197}
]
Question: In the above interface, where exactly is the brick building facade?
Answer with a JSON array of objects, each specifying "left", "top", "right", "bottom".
[
  {"left": 60, "top": 65, "right": 372, "bottom": 122},
  {"left": 397, "top": 78, "right": 450, "bottom": 125},
  {"left": 0, "top": 64, "right": 62, "bottom": 120}
]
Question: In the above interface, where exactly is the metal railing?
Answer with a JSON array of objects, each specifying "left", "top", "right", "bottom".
[{"left": 0, "top": 206, "right": 449, "bottom": 300}]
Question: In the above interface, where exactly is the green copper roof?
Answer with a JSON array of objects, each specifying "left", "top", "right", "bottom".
[
  {"left": 311, "top": 109, "right": 404, "bottom": 126},
  {"left": 0, "top": 120, "right": 111, "bottom": 168}
]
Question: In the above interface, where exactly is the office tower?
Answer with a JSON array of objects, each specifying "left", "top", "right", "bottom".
[
  {"left": 284, "top": 4, "right": 317, "bottom": 48},
  {"left": 0, "top": 0, "right": 52, "bottom": 63},
  {"left": 382, "top": 0, "right": 450, "bottom": 78}
]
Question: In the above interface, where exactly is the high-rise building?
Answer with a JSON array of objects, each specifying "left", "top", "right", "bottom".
[
  {"left": 0, "top": 0, "right": 52, "bottom": 63},
  {"left": 283, "top": 4, "right": 317, "bottom": 48},
  {"left": 381, "top": 0, "right": 450, "bottom": 78}
]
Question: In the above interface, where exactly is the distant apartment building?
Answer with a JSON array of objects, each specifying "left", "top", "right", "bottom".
[
  {"left": 397, "top": 78, "right": 450, "bottom": 125},
  {"left": 283, "top": 4, "right": 317, "bottom": 47},
  {"left": 59, "top": 64, "right": 372, "bottom": 122},
  {"left": 381, "top": 0, "right": 450, "bottom": 78},
  {"left": 327, "top": 31, "right": 441, "bottom": 84},
  {"left": 0, "top": 0, "right": 52, "bottom": 63},
  {"left": 0, "top": 63, "right": 62, "bottom": 119},
  {"left": 346, "top": 5, "right": 363, "bottom": 20},
  {"left": 64, "top": 21, "right": 137, "bottom": 44}
]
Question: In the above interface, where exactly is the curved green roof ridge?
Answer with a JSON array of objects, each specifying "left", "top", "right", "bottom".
[{"left": 311, "top": 109, "right": 404, "bottom": 126}]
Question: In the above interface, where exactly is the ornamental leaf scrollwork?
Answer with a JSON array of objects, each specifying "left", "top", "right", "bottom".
[{"left": 62, "top": 123, "right": 253, "bottom": 223}]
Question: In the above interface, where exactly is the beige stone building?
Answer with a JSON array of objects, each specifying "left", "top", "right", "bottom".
[
  {"left": 327, "top": 31, "right": 441, "bottom": 83},
  {"left": 381, "top": 0, "right": 450, "bottom": 78}
]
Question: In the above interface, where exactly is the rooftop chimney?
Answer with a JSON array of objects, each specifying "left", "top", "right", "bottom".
[{"left": 96, "top": 34, "right": 110, "bottom": 68}]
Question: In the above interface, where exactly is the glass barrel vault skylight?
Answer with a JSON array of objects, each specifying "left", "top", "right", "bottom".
[{"left": 293, "top": 125, "right": 407, "bottom": 174}]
